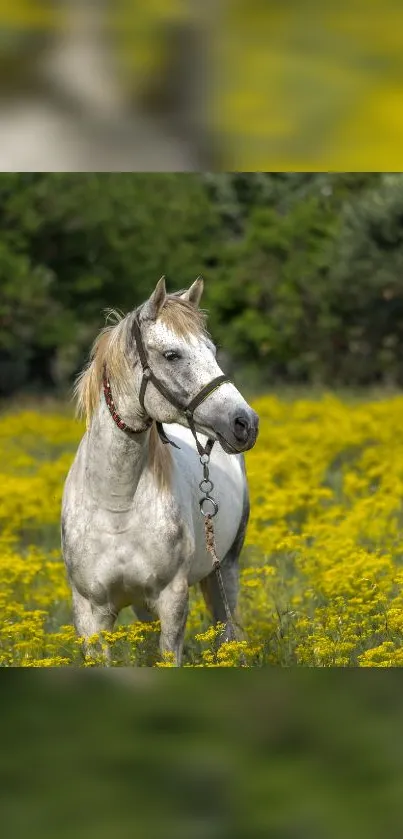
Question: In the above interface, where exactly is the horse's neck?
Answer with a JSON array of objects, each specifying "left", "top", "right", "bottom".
[{"left": 85, "top": 398, "right": 149, "bottom": 511}]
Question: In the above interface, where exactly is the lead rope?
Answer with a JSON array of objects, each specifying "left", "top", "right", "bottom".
[{"left": 198, "top": 453, "right": 238, "bottom": 643}]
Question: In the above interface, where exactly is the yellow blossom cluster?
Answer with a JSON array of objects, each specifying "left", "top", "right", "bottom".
[{"left": 1, "top": 394, "right": 403, "bottom": 666}]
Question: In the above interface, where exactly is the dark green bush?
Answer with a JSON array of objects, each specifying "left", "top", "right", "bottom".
[{"left": 2, "top": 172, "right": 403, "bottom": 395}]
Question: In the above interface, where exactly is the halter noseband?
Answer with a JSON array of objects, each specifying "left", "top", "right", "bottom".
[{"left": 103, "top": 314, "right": 230, "bottom": 458}]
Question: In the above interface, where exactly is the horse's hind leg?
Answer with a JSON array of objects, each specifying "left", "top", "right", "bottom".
[
  {"left": 72, "top": 587, "right": 117, "bottom": 664},
  {"left": 200, "top": 483, "right": 250, "bottom": 643},
  {"left": 151, "top": 574, "right": 189, "bottom": 666},
  {"left": 200, "top": 556, "right": 239, "bottom": 643}
]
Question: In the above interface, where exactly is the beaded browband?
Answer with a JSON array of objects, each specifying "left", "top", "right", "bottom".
[{"left": 102, "top": 367, "right": 152, "bottom": 435}]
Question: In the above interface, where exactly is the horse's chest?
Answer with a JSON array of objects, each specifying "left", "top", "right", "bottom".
[
  {"left": 95, "top": 502, "right": 189, "bottom": 552},
  {"left": 77, "top": 500, "right": 193, "bottom": 596}
]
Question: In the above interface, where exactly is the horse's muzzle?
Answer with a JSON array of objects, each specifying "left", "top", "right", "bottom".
[{"left": 216, "top": 408, "right": 259, "bottom": 454}]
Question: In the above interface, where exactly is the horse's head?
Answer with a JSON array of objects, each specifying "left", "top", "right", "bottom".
[{"left": 133, "top": 277, "right": 259, "bottom": 454}]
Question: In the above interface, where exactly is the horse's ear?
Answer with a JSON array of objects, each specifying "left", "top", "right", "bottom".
[
  {"left": 142, "top": 276, "right": 167, "bottom": 320},
  {"left": 180, "top": 276, "right": 204, "bottom": 308}
]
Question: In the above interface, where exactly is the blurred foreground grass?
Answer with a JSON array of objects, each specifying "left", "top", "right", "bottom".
[{"left": 1, "top": 669, "right": 403, "bottom": 838}]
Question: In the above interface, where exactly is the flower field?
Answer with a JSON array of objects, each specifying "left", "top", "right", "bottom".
[{"left": 1, "top": 393, "right": 403, "bottom": 667}]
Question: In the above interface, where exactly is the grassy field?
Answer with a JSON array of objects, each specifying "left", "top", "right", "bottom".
[{"left": 1, "top": 390, "right": 403, "bottom": 666}]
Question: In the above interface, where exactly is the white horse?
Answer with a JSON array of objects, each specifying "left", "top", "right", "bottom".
[{"left": 62, "top": 277, "right": 259, "bottom": 665}]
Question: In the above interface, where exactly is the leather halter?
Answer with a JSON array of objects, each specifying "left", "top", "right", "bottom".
[{"left": 103, "top": 313, "right": 230, "bottom": 458}]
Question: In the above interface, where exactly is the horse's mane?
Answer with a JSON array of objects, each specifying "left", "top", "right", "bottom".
[{"left": 74, "top": 294, "right": 208, "bottom": 491}]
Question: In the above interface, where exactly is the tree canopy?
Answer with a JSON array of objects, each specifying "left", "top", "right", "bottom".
[{"left": 0, "top": 172, "right": 401, "bottom": 395}]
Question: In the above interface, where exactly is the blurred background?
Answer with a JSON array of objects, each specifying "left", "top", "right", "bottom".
[
  {"left": 2, "top": 669, "right": 403, "bottom": 838},
  {"left": 1, "top": 171, "right": 403, "bottom": 401},
  {"left": 1, "top": 1, "right": 403, "bottom": 170}
]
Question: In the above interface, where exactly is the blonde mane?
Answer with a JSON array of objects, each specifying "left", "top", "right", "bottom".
[{"left": 74, "top": 296, "right": 208, "bottom": 491}]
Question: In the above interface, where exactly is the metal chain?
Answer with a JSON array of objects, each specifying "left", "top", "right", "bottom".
[
  {"left": 199, "top": 454, "right": 238, "bottom": 641},
  {"left": 198, "top": 452, "right": 218, "bottom": 518}
]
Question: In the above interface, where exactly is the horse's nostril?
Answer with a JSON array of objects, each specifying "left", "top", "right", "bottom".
[{"left": 234, "top": 415, "right": 250, "bottom": 441}]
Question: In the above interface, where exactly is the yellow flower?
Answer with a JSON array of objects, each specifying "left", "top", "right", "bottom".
[{"left": 2, "top": 397, "right": 403, "bottom": 666}]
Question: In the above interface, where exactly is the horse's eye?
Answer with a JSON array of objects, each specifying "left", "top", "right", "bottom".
[{"left": 163, "top": 350, "right": 181, "bottom": 361}]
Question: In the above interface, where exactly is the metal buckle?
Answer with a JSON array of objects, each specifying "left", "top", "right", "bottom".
[{"left": 199, "top": 496, "right": 218, "bottom": 518}]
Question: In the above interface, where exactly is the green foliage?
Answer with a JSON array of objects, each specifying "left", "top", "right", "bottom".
[
  {"left": 0, "top": 172, "right": 402, "bottom": 394},
  {"left": 0, "top": 173, "right": 221, "bottom": 393},
  {"left": 205, "top": 172, "right": 403, "bottom": 386},
  {"left": 207, "top": 188, "right": 339, "bottom": 381},
  {"left": 327, "top": 174, "right": 403, "bottom": 384}
]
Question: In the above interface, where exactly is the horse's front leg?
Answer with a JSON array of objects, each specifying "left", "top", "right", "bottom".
[
  {"left": 72, "top": 587, "right": 117, "bottom": 664},
  {"left": 152, "top": 573, "right": 189, "bottom": 666}
]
